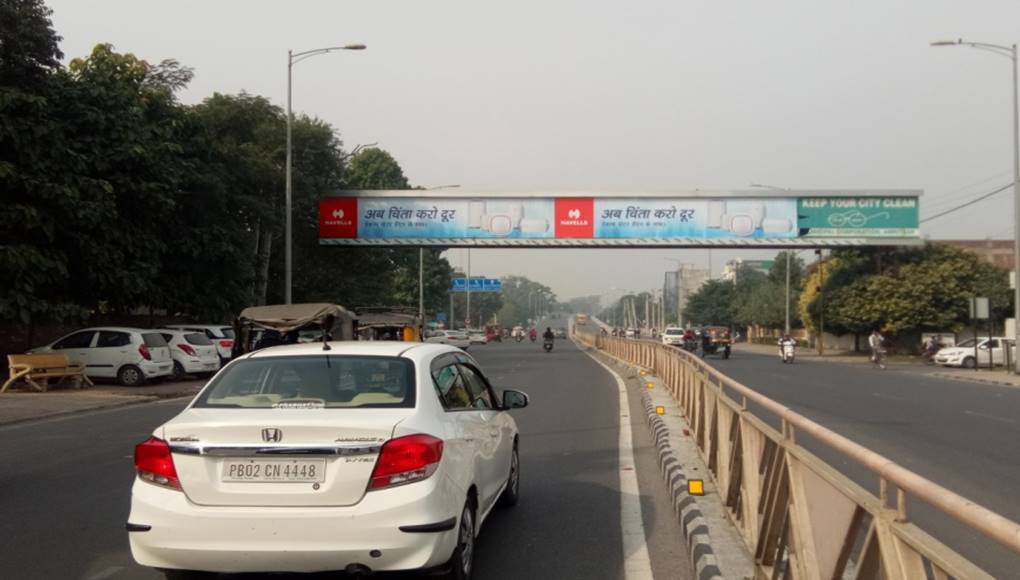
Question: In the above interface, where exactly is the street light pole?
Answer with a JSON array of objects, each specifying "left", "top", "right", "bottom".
[
  {"left": 419, "top": 248, "right": 424, "bottom": 324},
  {"left": 932, "top": 39, "right": 1020, "bottom": 373},
  {"left": 285, "top": 44, "right": 365, "bottom": 304}
]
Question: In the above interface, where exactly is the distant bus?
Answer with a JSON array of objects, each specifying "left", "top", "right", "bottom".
[{"left": 576, "top": 313, "right": 589, "bottom": 325}]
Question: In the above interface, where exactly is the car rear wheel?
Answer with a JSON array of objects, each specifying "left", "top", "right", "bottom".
[
  {"left": 171, "top": 361, "right": 186, "bottom": 381},
  {"left": 441, "top": 500, "right": 476, "bottom": 580},
  {"left": 498, "top": 443, "right": 520, "bottom": 507},
  {"left": 117, "top": 365, "right": 145, "bottom": 387}
]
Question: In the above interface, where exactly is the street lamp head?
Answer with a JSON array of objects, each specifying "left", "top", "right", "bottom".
[
  {"left": 343, "top": 44, "right": 367, "bottom": 50},
  {"left": 930, "top": 39, "right": 962, "bottom": 47}
]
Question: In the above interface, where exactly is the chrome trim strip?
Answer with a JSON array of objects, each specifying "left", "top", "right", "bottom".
[{"left": 168, "top": 443, "right": 381, "bottom": 457}]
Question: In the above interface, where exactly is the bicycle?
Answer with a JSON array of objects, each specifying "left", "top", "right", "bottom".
[{"left": 871, "top": 348, "right": 887, "bottom": 370}]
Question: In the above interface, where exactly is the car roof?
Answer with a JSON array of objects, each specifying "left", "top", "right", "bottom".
[
  {"left": 67, "top": 327, "right": 155, "bottom": 333},
  {"left": 156, "top": 328, "right": 204, "bottom": 335},
  {"left": 165, "top": 324, "right": 229, "bottom": 329},
  {"left": 243, "top": 341, "right": 458, "bottom": 360}
]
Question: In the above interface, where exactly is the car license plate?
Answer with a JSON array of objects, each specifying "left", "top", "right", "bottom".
[{"left": 222, "top": 459, "right": 326, "bottom": 483}]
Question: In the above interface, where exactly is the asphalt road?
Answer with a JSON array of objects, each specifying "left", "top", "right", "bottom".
[
  {"left": 0, "top": 339, "right": 692, "bottom": 580},
  {"left": 713, "top": 346, "right": 1020, "bottom": 578}
]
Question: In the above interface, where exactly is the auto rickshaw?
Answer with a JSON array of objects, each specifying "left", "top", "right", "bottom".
[
  {"left": 352, "top": 307, "right": 423, "bottom": 342},
  {"left": 232, "top": 303, "right": 357, "bottom": 357},
  {"left": 698, "top": 325, "right": 732, "bottom": 359}
]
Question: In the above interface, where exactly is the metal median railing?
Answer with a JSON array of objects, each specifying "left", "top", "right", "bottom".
[{"left": 575, "top": 331, "right": 1020, "bottom": 580}]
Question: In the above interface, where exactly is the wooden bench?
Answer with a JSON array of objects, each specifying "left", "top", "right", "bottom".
[{"left": 2, "top": 354, "right": 93, "bottom": 393}]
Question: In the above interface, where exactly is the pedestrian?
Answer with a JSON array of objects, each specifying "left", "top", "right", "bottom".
[{"left": 869, "top": 328, "right": 885, "bottom": 362}]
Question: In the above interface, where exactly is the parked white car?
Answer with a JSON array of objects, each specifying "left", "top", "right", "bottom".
[
  {"left": 934, "top": 337, "right": 1016, "bottom": 368},
  {"left": 164, "top": 325, "right": 235, "bottom": 365},
  {"left": 426, "top": 330, "right": 471, "bottom": 350},
  {"left": 32, "top": 327, "right": 172, "bottom": 386},
  {"left": 157, "top": 330, "right": 221, "bottom": 381},
  {"left": 128, "top": 342, "right": 528, "bottom": 579},
  {"left": 467, "top": 329, "right": 487, "bottom": 345},
  {"left": 661, "top": 327, "right": 685, "bottom": 346}
]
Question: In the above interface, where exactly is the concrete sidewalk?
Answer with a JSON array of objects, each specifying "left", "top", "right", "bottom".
[
  {"left": 733, "top": 342, "right": 1020, "bottom": 388},
  {"left": 0, "top": 379, "right": 203, "bottom": 426}
]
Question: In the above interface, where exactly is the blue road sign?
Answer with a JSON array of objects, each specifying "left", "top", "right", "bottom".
[
  {"left": 436, "top": 312, "right": 447, "bottom": 321},
  {"left": 451, "top": 278, "right": 502, "bottom": 292}
]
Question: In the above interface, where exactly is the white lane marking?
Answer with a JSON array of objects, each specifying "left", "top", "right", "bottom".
[
  {"left": 86, "top": 566, "right": 123, "bottom": 580},
  {"left": 582, "top": 350, "right": 654, "bottom": 580},
  {"left": 964, "top": 410, "right": 1017, "bottom": 425}
]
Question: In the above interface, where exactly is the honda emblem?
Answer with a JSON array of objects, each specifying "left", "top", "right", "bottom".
[{"left": 261, "top": 428, "right": 282, "bottom": 443}]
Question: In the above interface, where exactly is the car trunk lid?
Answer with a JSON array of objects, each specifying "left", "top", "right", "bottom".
[{"left": 163, "top": 408, "right": 411, "bottom": 507}]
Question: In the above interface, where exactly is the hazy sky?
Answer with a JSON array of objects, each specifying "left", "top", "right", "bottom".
[{"left": 48, "top": 0, "right": 1020, "bottom": 299}]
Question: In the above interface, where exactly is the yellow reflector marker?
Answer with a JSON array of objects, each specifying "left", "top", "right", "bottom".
[
  {"left": 688, "top": 479, "right": 705, "bottom": 496},
  {"left": 655, "top": 406, "right": 665, "bottom": 415},
  {"left": 639, "top": 370, "right": 647, "bottom": 376},
  {"left": 646, "top": 382, "right": 654, "bottom": 389}
]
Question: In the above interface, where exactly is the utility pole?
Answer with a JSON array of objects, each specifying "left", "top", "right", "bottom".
[{"left": 465, "top": 249, "right": 471, "bottom": 330}]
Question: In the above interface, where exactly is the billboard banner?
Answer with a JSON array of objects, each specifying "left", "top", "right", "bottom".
[
  {"left": 796, "top": 197, "right": 919, "bottom": 237},
  {"left": 320, "top": 191, "right": 921, "bottom": 246}
]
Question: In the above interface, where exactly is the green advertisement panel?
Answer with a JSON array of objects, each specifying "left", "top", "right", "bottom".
[{"left": 797, "top": 197, "right": 919, "bottom": 238}]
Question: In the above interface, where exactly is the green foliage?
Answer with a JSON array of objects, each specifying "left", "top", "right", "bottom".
[
  {"left": 800, "top": 245, "right": 1012, "bottom": 336},
  {"left": 496, "top": 276, "right": 555, "bottom": 327},
  {"left": 682, "top": 280, "right": 736, "bottom": 326},
  {"left": 0, "top": 18, "right": 455, "bottom": 328},
  {"left": 345, "top": 148, "right": 409, "bottom": 189}
]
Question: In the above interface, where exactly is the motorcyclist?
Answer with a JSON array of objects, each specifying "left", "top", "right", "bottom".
[
  {"left": 543, "top": 327, "right": 555, "bottom": 341},
  {"left": 869, "top": 329, "right": 885, "bottom": 362},
  {"left": 529, "top": 328, "right": 538, "bottom": 341},
  {"left": 778, "top": 334, "right": 795, "bottom": 359}
]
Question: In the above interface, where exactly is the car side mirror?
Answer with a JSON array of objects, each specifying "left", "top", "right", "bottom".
[{"left": 502, "top": 389, "right": 529, "bottom": 410}]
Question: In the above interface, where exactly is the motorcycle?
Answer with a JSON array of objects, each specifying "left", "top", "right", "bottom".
[
  {"left": 543, "top": 339, "right": 554, "bottom": 353},
  {"left": 515, "top": 335, "right": 523, "bottom": 343},
  {"left": 530, "top": 334, "right": 537, "bottom": 343},
  {"left": 779, "top": 340, "right": 795, "bottom": 364}
]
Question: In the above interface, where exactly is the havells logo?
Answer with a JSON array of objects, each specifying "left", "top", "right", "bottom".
[
  {"left": 560, "top": 207, "right": 589, "bottom": 226},
  {"left": 319, "top": 198, "right": 358, "bottom": 239},
  {"left": 554, "top": 198, "right": 594, "bottom": 238}
]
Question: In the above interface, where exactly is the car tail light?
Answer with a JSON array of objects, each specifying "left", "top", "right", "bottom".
[
  {"left": 177, "top": 343, "right": 197, "bottom": 356},
  {"left": 369, "top": 434, "right": 443, "bottom": 490},
  {"left": 138, "top": 344, "right": 152, "bottom": 361},
  {"left": 219, "top": 340, "right": 233, "bottom": 348},
  {"left": 135, "top": 437, "right": 181, "bottom": 490}
]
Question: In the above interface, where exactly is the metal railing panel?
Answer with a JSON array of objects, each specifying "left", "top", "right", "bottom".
[{"left": 575, "top": 331, "right": 1016, "bottom": 579}]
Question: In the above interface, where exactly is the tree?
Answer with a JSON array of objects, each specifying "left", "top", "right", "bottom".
[
  {"left": 0, "top": 0, "right": 78, "bottom": 324},
  {"left": 344, "top": 148, "right": 408, "bottom": 189},
  {"left": 496, "top": 276, "right": 556, "bottom": 327},
  {"left": 682, "top": 280, "right": 736, "bottom": 326}
]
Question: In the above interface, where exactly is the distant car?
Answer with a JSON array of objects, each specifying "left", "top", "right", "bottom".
[
  {"left": 467, "top": 329, "right": 487, "bottom": 345},
  {"left": 128, "top": 342, "right": 529, "bottom": 578},
  {"left": 554, "top": 328, "right": 567, "bottom": 338},
  {"left": 425, "top": 330, "right": 471, "bottom": 350},
  {"left": 661, "top": 327, "right": 684, "bottom": 346},
  {"left": 935, "top": 337, "right": 1016, "bottom": 368},
  {"left": 164, "top": 325, "right": 235, "bottom": 366},
  {"left": 157, "top": 330, "right": 221, "bottom": 381},
  {"left": 625, "top": 328, "right": 637, "bottom": 339},
  {"left": 32, "top": 327, "right": 172, "bottom": 386}
]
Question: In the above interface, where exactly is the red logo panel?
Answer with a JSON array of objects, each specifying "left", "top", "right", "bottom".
[
  {"left": 319, "top": 198, "right": 358, "bottom": 239},
  {"left": 554, "top": 198, "right": 594, "bottom": 238}
]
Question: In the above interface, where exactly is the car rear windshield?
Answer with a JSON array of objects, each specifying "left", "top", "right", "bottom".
[
  {"left": 142, "top": 333, "right": 168, "bottom": 347},
  {"left": 193, "top": 356, "right": 415, "bottom": 409},
  {"left": 665, "top": 329, "right": 684, "bottom": 335},
  {"left": 219, "top": 327, "right": 235, "bottom": 338},
  {"left": 185, "top": 333, "right": 213, "bottom": 346}
]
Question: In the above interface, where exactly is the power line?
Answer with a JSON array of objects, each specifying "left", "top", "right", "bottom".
[{"left": 920, "top": 182, "right": 1013, "bottom": 223}]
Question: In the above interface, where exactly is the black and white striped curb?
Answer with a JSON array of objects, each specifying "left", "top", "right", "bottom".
[{"left": 642, "top": 391, "right": 725, "bottom": 580}]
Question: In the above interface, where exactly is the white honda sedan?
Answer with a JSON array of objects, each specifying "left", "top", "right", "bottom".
[{"left": 128, "top": 342, "right": 528, "bottom": 580}]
